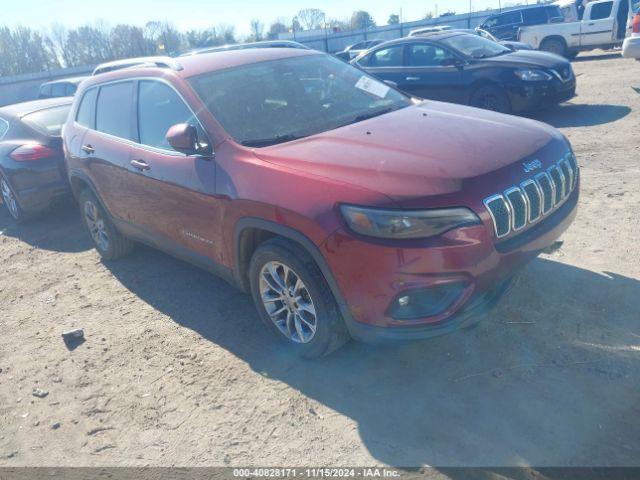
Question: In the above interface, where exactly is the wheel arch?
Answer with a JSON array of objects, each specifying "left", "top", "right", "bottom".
[
  {"left": 539, "top": 35, "right": 568, "bottom": 52},
  {"left": 233, "top": 218, "right": 351, "bottom": 322}
]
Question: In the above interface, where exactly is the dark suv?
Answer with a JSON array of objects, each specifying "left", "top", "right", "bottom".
[
  {"left": 479, "top": 5, "right": 565, "bottom": 41},
  {"left": 64, "top": 50, "right": 579, "bottom": 358}
]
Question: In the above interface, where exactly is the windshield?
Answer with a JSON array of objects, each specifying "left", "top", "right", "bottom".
[
  {"left": 189, "top": 54, "right": 412, "bottom": 147},
  {"left": 440, "top": 34, "right": 511, "bottom": 59},
  {"left": 21, "top": 105, "right": 71, "bottom": 136}
]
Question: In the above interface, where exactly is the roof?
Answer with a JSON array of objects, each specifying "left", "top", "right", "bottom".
[
  {"left": 0, "top": 97, "right": 73, "bottom": 118},
  {"left": 40, "top": 76, "right": 89, "bottom": 87},
  {"left": 81, "top": 48, "right": 319, "bottom": 88},
  {"left": 180, "top": 40, "right": 311, "bottom": 56},
  {"left": 377, "top": 31, "right": 472, "bottom": 48}
]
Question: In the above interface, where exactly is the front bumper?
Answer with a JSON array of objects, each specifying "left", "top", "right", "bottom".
[
  {"left": 321, "top": 187, "right": 579, "bottom": 343},
  {"left": 622, "top": 36, "right": 640, "bottom": 60},
  {"left": 506, "top": 77, "right": 576, "bottom": 113}
]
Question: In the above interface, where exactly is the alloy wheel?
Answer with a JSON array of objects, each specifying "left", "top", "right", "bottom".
[
  {"left": 259, "top": 261, "right": 317, "bottom": 344},
  {"left": 83, "top": 200, "right": 110, "bottom": 252},
  {"left": 0, "top": 178, "right": 19, "bottom": 220}
]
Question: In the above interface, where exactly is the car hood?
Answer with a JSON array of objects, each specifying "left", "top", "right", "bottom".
[
  {"left": 481, "top": 50, "right": 569, "bottom": 68},
  {"left": 251, "top": 102, "right": 567, "bottom": 203}
]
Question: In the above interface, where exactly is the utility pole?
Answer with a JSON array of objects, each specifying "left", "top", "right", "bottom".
[{"left": 468, "top": 0, "right": 473, "bottom": 28}]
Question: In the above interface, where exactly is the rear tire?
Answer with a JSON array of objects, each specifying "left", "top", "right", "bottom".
[
  {"left": 78, "top": 189, "right": 133, "bottom": 260},
  {"left": 540, "top": 38, "right": 567, "bottom": 57},
  {"left": 470, "top": 85, "right": 512, "bottom": 114},
  {"left": 0, "top": 175, "right": 29, "bottom": 223},
  {"left": 249, "top": 237, "right": 350, "bottom": 359}
]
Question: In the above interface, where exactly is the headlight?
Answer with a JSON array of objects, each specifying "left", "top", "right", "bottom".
[
  {"left": 514, "top": 68, "right": 553, "bottom": 81},
  {"left": 340, "top": 205, "right": 481, "bottom": 239}
]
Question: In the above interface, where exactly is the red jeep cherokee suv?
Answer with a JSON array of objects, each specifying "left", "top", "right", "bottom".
[{"left": 63, "top": 49, "right": 579, "bottom": 358}]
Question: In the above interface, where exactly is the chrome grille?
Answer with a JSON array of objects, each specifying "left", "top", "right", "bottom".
[{"left": 483, "top": 152, "right": 579, "bottom": 239}]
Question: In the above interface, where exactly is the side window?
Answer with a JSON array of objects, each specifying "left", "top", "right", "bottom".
[
  {"left": 0, "top": 117, "right": 9, "bottom": 140},
  {"left": 522, "top": 8, "right": 548, "bottom": 25},
  {"left": 498, "top": 11, "right": 523, "bottom": 26},
  {"left": 482, "top": 16, "right": 498, "bottom": 29},
  {"left": 408, "top": 44, "right": 456, "bottom": 67},
  {"left": 75, "top": 87, "right": 98, "bottom": 128},
  {"left": 96, "top": 82, "right": 134, "bottom": 140},
  {"left": 137, "top": 80, "right": 200, "bottom": 150},
  {"left": 65, "top": 83, "right": 78, "bottom": 96},
  {"left": 369, "top": 46, "right": 404, "bottom": 67},
  {"left": 51, "top": 83, "right": 66, "bottom": 97},
  {"left": 590, "top": 2, "right": 613, "bottom": 20},
  {"left": 39, "top": 84, "right": 52, "bottom": 98}
]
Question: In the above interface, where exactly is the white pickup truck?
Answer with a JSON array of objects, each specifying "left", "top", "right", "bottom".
[{"left": 518, "top": 0, "right": 633, "bottom": 58}]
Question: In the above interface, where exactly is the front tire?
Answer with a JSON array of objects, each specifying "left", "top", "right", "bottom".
[
  {"left": 79, "top": 189, "right": 133, "bottom": 260},
  {"left": 249, "top": 238, "right": 350, "bottom": 358},
  {"left": 470, "top": 85, "right": 512, "bottom": 114}
]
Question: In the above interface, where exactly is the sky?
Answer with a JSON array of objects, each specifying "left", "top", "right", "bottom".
[{"left": 2, "top": 0, "right": 511, "bottom": 36}]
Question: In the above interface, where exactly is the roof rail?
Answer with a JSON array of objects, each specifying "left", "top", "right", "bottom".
[{"left": 92, "top": 56, "right": 183, "bottom": 76}]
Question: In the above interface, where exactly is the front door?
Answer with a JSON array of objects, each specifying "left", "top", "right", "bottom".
[
  {"left": 401, "top": 43, "right": 465, "bottom": 103},
  {"left": 126, "top": 79, "right": 223, "bottom": 263}
]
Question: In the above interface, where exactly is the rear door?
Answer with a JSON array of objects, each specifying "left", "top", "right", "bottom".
[
  {"left": 402, "top": 42, "right": 465, "bottom": 103},
  {"left": 582, "top": 1, "right": 616, "bottom": 45},
  {"left": 126, "top": 79, "right": 222, "bottom": 261},
  {"left": 80, "top": 80, "right": 136, "bottom": 220}
]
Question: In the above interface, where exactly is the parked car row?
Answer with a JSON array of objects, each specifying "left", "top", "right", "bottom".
[
  {"left": 351, "top": 31, "right": 576, "bottom": 114},
  {"left": 2, "top": 47, "right": 580, "bottom": 358}
]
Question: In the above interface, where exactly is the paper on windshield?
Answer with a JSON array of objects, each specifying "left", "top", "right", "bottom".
[{"left": 355, "top": 76, "right": 389, "bottom": 98}]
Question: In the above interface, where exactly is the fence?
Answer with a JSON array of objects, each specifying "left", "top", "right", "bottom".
[
  {"left": 0, "top": 65, "right": 94, "bottom": 107},
  {"left": 279, "top": 9, "right": 502, "bottom": 53}
]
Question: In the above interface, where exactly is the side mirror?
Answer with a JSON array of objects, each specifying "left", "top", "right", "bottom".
[{"left": 166, "top": 123, "right": 211, "bottom": 156}]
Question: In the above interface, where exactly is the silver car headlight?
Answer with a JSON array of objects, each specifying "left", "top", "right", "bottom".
[
  {"left": 514, "top": 68, "right": 553, "bottom": 81},
  {"left": 340, "top": 205, "right": 481, "bottom": 239}
]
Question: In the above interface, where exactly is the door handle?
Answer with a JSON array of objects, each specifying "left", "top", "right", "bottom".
[
  {"left": 406, "top": 76, "right": 420, "bottom": 81},
  {"left": 588, "top": 22, "right": 595, "bottom": 26},
  {"left": 130, "top": 159, "right": 150, "bottom": 171},
  {"left": 81, "top": 144, "right": 94, "bottom": 154}
]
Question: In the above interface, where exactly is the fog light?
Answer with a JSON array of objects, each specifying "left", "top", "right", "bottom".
[{"left": 387, "top": 282, "right": 467, "bottom": 321}]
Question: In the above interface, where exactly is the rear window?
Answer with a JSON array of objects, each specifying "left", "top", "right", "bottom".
[
  {"left": 39, "top": 84, "right": 52, "bottom": 98},
  {"left": 0, "top": 117, "right": 8, "bottom": 140},
  {"left": 51, "top": 83, "right": 66, "bottom": 97},
  {"left": 96, "top": 82, "right": 134, "bottom": 139},
  {"left": 21, "top": 105, "right": 71, "bottom": 137},
  {"left": 493, "top": 11, "right": 523, "bottom": 26}
]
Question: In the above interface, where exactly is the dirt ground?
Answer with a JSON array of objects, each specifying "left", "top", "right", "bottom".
[{"left": 0, "top": 50, "right": 639, "bottom": 470}]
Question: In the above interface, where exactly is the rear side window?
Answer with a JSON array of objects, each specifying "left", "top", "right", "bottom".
[
  {"left": 137, "top": 80, "right": 199, "bottom": 150},
  {"left": 39, "top": 84, "right": 52, "bottom": 98},
  {"left": 0, "top": 117, "right": 8, "bottom": 140},
  {"left": 369, "top": 45, "right": 404, "bottom": 67},
  {"left": 22, "top": 105, "right": 71, "bottom": 137},
  {"left": 76, "top": 87, "right": 98, "bottom": 128},
  {"left": 591, "top": 2, "right": 613, "bottom": 20},
  {"left": 522, "top": 7, "right": 548, "bottom": 25},
  {"left": 96, "top": 82, "right": 134, "bottom": 140}
]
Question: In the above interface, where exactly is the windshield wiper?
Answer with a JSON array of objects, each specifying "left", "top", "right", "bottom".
[
  {"left": 353, "top": 107, "right": 394, "bottom": 123},
  {"left": 241, "top": 134, "right": 304, "bottom": 147}
]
